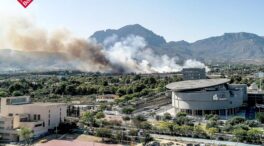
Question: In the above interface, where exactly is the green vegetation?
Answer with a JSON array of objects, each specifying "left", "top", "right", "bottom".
[
  {"left": 0, "top": 73, "right": 180, "bottom": 104},
  {"left": 19, "top": 127, "right": 33, "bottom": 145},
  {"left": 1, "top": 65, "right": 264, "bottom": 145},
  {"left": 256, "top": 112, "right": 264, "bottom": 123},
  {"left": 151, "top": 114, "right": 263, "bottom": 144}
]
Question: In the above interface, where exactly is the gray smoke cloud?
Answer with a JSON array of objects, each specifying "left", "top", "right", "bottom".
[
  {"left": 1, "top": 18, "right": 113, "bottom": 72},
  {"left": 0, "top": 18, "right": 209, "bottom": 73}
]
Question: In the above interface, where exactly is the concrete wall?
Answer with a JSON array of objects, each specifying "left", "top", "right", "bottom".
[
  {"left": 0, "top": 117, "right": 18, "bottom": 141},
  {"left": 172, "top": 89, "right": 243, "bottom": 110},
  {"left": 0, "top": 97, "right": 67, "bottom": 141}
]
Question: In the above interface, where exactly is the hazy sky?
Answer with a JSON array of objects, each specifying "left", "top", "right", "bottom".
[{"left": 1, "top": 0, "right": 264, "bottom": 42}]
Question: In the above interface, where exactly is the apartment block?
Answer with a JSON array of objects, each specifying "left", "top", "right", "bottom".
[{"left": 0, "top": 96, "right": 66, "bottom": 142}]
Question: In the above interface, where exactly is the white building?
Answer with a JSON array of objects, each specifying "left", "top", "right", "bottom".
[
  {"left": 0, "top": 96, "right": 66, "bottom": 142},
  {"left": 166, "top": 79, "right": 247, "bottom": 117}
]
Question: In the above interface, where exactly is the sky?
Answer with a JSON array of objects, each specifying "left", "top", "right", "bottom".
[{"left": 0, "top": 0, "right": 264, "bottom": 42}]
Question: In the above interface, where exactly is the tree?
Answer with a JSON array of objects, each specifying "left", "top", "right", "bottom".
[
  {"left": 193, "top": 125, "right": 207, "bottom": 138},
  {"left": 8, "top": 82, "right": 24, "bottom": 94},
  {"left": 95, "top": 112, "right": 105, "bottom": 119},
  {"left": 256, "top": 112, "right": 264, "bottom": 123},
  {"left": 139, "top": 121, "right": 152, "bottom": 130},
  {"left": 233, "top": 124, "right": 250, "bottom": 131},
  {"left": 122, "top": 116, "right": 130, "bottom": 121},
  {"left": 122, "top": 107, "right": 134, "bottom": 114},
  {"left": 206, "top": 120, "right": 218, "bottom": 129},
  {"left": 134, "top": 115, "right": 146, "bottom": 122},
  {"left": 157, "top": 121, "right": 174, "bottom": 132},
  {"left": 19, "top": 127, "right": 33, "bottom": 145},
  {"left": 233, "top": 128, "right": 247, "bottom": 142},
  {"left": 247, "top": 128, "right": 263, "bottom": 144},
  {"left": 132, "top": 83, "right": 145, "bottom": 93},
  {"left": 226, "top": 116, "right": 245, "bottom": 125},
  {"left": 142, "top": 133, "right": 153, "bottom": 146},
  {"left": 180, "top": 125, "right": 193, "bottom": 136},
  {"left": 0, "top": 91, "right": 8, "bottom": 97},
  {"left": 174, "top": 116, "right": 192, "bottom": 126},
  {"left": 129, "top": 129, "right": 138, "bottom": 136},
  {"left": 163, "top": 113, "right": 172, "bottom": 121},
  {"left": 98, "top": 103, "right": 107, "bottom": 111},
  {"left": 12, "top": 91, "right": 23, "bottom": 96},
  {"left": 176, "top": 112, "right": 187, "bottom": 117},
  {"left": 245, "top": 120, "right": 260, "bottom": 127},
  {"left": 80, "top": 112, "right": 95, "bottom": 128},
  {"left": 133, "top": 115, "right": 147, "bottom": 128},
  {"left": 116, "top": 88, "right": 126, "bottom": 96},
  {"left": 209, "top": 115, "right": 219, "bottom": 121},
  {"left": 207, "top": 128, "right": 218, "bottom": 139}
]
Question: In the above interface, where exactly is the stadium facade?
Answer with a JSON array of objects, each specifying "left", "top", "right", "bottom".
[{"left": 166, "top": 79, "right": 247, "bottom": 116}]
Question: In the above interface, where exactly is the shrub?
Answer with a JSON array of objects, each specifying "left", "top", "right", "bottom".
[
  {"left": 95, "top": 128, "right": 112, "bottom": 138},
  {"left": 95, "top": 112, "right": 105, "bottom": 119},
  {"left": 0, "top": 91, "right": 8, "bottom": 97},
  {"left": 163, "top": 113, "right": 172, "bottom": 121},
  {"left": 176, "top": 112, "right": 187, "bottom": 117},
  {"left": 256, "top": 113, "right": 264, "bottom": 123},
  {"left": 226, "top": 116, "right": 245, "bottom": 125},
  {"left": 245, "top": 120, "right": 259, "bottom": 127},
  {"left": 12, "top": 91, "right": 23, "bottom": 96},
  {"left": 122, "top": 107, "right": 135, "bottom": 114}
]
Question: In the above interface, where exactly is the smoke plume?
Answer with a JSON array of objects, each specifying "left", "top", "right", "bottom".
[
  {"left": 2, "top": 18, "right": 112, "bottom": 72},
  {"left": 104, "top": 35, "right": 208, "bottom": 73},
  {"left": 0, "top": 18, "right": 208, "bottom": 73}
]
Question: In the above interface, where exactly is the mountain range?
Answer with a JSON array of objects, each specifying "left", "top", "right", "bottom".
[
  {"left": 1, "top": 24, "right": 264, "bottom": 73},
  {"left": 91, "top": 24, "right": 264, "bottom": 64}
]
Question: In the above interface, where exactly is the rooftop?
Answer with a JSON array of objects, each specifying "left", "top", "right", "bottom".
[
  {"left": 166, "top": 78, "right": 230, "bottom": 91},
  {"left": 7, "top": 102, "right": 65, "bottom": 107}
]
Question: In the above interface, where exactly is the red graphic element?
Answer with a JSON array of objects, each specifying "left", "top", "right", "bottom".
[{"left": 17, "top": 0, "right": 33, "bottom": 8}]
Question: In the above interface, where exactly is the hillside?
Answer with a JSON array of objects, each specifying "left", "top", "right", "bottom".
[
  {"left": 90, "top": 24, "right": 166, "bottom": 47},
  {"left": 91, "top": 25, "right": 264, "bottom": 64},
  {"left": 1, "top": 25, "right": 264, "bottom": 73}
]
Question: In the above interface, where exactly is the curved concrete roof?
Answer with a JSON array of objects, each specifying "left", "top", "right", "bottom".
[{"left": 166, "top": 78, "right": 230, "bottom": 91}]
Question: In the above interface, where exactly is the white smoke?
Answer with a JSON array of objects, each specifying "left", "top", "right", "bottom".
[
  {"left": 104, "top": 35, "right": 209, "bottom": 73},
  {"left": 0, "top": 17, "right": 209, "bottom": 73},
  {"left": 183, "top": 59, "right": 210, "bottom": 72}
]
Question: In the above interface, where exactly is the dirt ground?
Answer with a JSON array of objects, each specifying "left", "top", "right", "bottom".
[{"left": 35, "top": 133, "right": 103, "bottom": 144}]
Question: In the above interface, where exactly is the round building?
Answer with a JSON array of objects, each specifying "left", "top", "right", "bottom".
[{"left": 166, "top": 79, "right": 246, "bottom": 116}]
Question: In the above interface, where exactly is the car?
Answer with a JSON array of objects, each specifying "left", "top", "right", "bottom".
[{"left": 39, "top": 139, "right": 48, "bottom": 143}]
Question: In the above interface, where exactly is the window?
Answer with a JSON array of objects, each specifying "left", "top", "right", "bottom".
[
  {"left": 34, "top": 114, "right": 37, "bottom": 120},
  {"left": 38, "top": 115, "right": 40, "bottom": 120},
  {"left": 20, "top": 117, "right": 28, "bottom": 122},
  {"left": 9, "top": 98, "right": 27, "bottom": 105},
  {"left": 8, "top": 113, "right": 13, "bottom": 117},
  {"left": 35, "top": 124, "right": 42, "bottom": 127}
]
